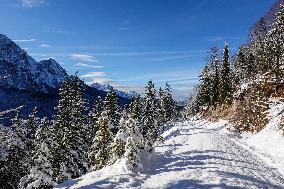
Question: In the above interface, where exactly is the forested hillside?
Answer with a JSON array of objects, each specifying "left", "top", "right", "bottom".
[
  {"left": 0, "top": 77, "right": 177, "bottom": 188},
  {"left": 184, "top": 1, "right": 284, "bottom": 134}
]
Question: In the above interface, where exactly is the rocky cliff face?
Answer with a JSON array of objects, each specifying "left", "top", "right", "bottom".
[{"left": 0, "top": 34, "right": 66, "bottom": 93}]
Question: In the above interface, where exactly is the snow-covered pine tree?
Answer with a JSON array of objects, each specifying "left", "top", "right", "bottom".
[
  {"left": 26, "top": 107, "right": 38, "bottom": 156},
  {"left": 67, "top": 74, "right": 89, "bottom": 177},
  {"left": 208, "top": 47, "right": 220, "bottom": 107},
  {"left": 219, "top": 42, "right": 232, "bottom": 105},
  {"left": 250, "top": 17, "right": 270, "bottom": 75},
  {"left": 109, "top": 110, "right": 128, "bottom": 164},
  {"left": 104, "top": 90, "right": 120, "bottom": 135},
  {"left": 267, "top": 4, "right": 284, "bottom": 83},
  {"left": 196, "top": 65, "right": 212, "bottom": 108},
  {"left": 51, "top": 74, "right": 90, "bottom": 182},
  {"left": 51, "top": 76, "right": 71, "bottom": 182},
  {"left": 129, "top": 95, "right": 143, "bottom": 123},
  {"left": 162, "top": 83, "right": 176, "bottom": 123},
  {"left": 123, "top": 116, "right": 144, "bottom": 171},
  {"left": 124, "top": 137, "right": 141, "bottom": 171},
  {"left": 0, "top": 111, "right": 29, "bottom": 188},
  {"left": 141, "top": 81, "right": 158, "bottom": 151},
  {"left": 19, "top": 117, "right": 56, "bottom": 189},
  {"left": 88, "top": 111, "right": 112, "bottom": 170},
  {"left": 157, "top": 87, "right": 166, "bottom": 127},
  {"left": 86, "top": 96, "right": 104, "bottom": 147},
  {"left": 110, "top": 113, "right": 144, "bottom": 170}
]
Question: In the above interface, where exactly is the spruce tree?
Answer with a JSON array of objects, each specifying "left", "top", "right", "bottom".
[
  {"left": 124, "top": 116, "right": 144, "bottom": 171},
  {"left": 162, "top": 83, "right": 176, "bottom": 122},
  {"left": 26, "top": 107, "right": 38, "bottom": 157},
  {"left": 51, "top": 76, "right": 71, "bottom": 182},
  {"left": 141, "top": 81, "right": 158, "bottom": 151},
  {"left": 109, "top": 111, "right": 128, "bottom": 164},
  {"left": 104, "top": 90, "right": 120, "bottom": 135},
  {"left": 86, "top": 96, "right": 104, "bottom": 147},
  {"left": 111, "top": 114, "right": 144, "bottom": 170},
  {"left": 19, "top": 118, "right": 56, "bottom": 189},
  {"left": 157, "top": 87, "right": 166, "bottom": 127},
  {"left": 196, "top": 65, "right": 212, "bottom": 108},
  {"left": 51, "top": 75, "right": 89, "bottom": 182},
  {"left": 219, "top": 42, "right": 232, "bottom": 104},
  {"left": 209, "top": 47, "right": 220, "bottom": 106},
  {"left": 129, "top": 95, "right": 143, "bottom": 122},
  {"left": 267, "top": 4, "right": 284, "bottom": 82},
  {"left": 1, "top": 111, "right": 29, "bottom": 189},
  {"left": 68, "top": 74, "right": 89, "bottom": 177},
  {"left": 88, "top": 111, "right": 112, "bottom": 170}
]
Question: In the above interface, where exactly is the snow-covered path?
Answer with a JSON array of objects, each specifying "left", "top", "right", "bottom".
[{"left": 56, "top": 120, "right": 284, "bottom": 189}]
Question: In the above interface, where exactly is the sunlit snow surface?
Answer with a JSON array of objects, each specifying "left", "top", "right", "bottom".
[{"left": 56, "top": 108, "right": 284, "bottom": 189}]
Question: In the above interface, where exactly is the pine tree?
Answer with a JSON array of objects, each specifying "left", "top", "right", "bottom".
[
  {"left": 110, "top": 114, "right": 144, "bottom": 170},
  {"left": 51, "top": 75, "right": 89, "bottom": 182},
  {"left": 86, "top": 96, "right": 104, "bottom": 147},
  {"left": 141, "top": 81, "right": 158, "bottom": 151},
  {"left": 109, "top": 111, "right": 128, "bottom": 163},
  {"left": 219, "top": 42, "right": 232, "bottom": 104},
  {"left": 88, "top": 111, "right": 112, "bottom": 170},
  {"left": 26, "top": 107, "right": 38, "bottom": 156},
  {"left": 0, "top": 111, "right": 29, "bottom": 189},
  {"left": 123, "top": 117, "right": 144, "bottom": 171},
  {"left": 19, "top": 118, "right": 56, "bottom": 189},
  {"left": 157, "top": 87, "right": 166, "bottom": 127},
  {"left": 51, "top": 76, "right": 71, "bottom": 182},
  {"left": 267, "top": 4, "right": 284, "bottom": 82},
  {"left": 67, "top": 74, "right": 89, "bottom": 177},
  {"left": 162, "top": 83, "right": 176, "bottom": 122},
  {"left": 104, "top": 90, "right": 120, "bottom": 135},
  {"left": 196, "top": 65, "right": 212, "bottom": 108},
  {"left": 129, "top": 95, "right": 143, "bottom": 122},
  {"left": 209, "top": 47, "right": 220, "bottom": 106}
]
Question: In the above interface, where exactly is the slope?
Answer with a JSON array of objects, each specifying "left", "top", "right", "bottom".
[{"left": 55, "top": 119, "right": 284, "bottom": 189}]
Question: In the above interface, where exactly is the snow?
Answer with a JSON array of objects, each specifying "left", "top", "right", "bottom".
[
  {"left": 237, "top": 98, "right": 284, "bottom": 176},
  {"left": 91, "top": 82, "right": 138, "bottom": 99},
  {"left": 0, "top": 34, "right": 66, "bottom": 93},
  {"left": 55, "top": 116, "right": 284, "bottom": 189}
]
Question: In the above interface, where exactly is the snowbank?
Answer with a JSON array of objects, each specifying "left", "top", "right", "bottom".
[{"left": 240, "top": 98, "right": 284, "bottom": 175}]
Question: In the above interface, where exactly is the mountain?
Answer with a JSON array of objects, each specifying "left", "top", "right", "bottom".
[
  {"left": 0, "top": 34, "right": 65, "bottom": 93},
  {"left": 0, "top": 34, "right": 130, "bottom": 125},
  {"left": 91, "top": 82, "right": 139, "bottom": 99}
]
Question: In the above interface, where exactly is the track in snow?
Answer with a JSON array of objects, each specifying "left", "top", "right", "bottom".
[{"left": 56, "top": 120, "right": 284, "bottom": 189}]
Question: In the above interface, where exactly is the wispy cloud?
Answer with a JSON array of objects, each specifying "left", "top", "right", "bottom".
[
  {"left": 118, "top": 27, "right": 129, "bottom": 31},
  {"left": 19, "top": 0, "right": 45, "bottom": 8},
  {"left": 150, "top": 53, "right": 205, "bottom": 62},
  {"left": 43, "top": 26, "right": 71, "bottom": 35},
  {"left": 70, "top": 54, "right": 98, "bottom": 62},
  {"left": 90, "top": 50, "right": 207, "bottom": 57},
  {"left": 39, "top": 43, "right": 50, "bottom": 48},
  {"left": 75, "top": 63, "right": 104, "bottom": 69},
  {"left": 13, "top": 38, "right": 36, "bottom": 42},
  {"left": 86, "top": 78, "right": 115, "bottom": 85},
  {"left": 80, "top": 72, "right": 106, "bottom": 78},
  {"left": 209, "top": 36, "right": 244, "bottom": 42}
]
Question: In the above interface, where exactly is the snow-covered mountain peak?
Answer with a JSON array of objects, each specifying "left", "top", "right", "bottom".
[
  {"left": 0, "top": 34, "right": 66, "bottom": 93},
  {"left": 91, "top": 82, "right": 138, "bottom": 99}
]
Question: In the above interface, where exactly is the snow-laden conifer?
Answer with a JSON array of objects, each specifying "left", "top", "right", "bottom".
[{"left": 19, "top": 117, "right": 56, "bottom": 189}]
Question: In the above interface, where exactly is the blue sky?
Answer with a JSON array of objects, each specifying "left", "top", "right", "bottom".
[{"left": 0, "top": 0, "right": 276, "bottom": 100}]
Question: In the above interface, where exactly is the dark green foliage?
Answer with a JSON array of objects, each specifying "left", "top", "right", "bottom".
[
  {"left": 104, "top": 90, "right": 121, "bottom": 135},
  {"left": 88, "top": 111, "right": 112, "bottom": 170},
  {"left": 51, "top": 74, "right": 89, "bottom": 183},
  {"left": 141, "top": 81, "right": 158, "bottom": 147},
  {"left": 219, "top": 43, "right": 232, "bottom": 104}
]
